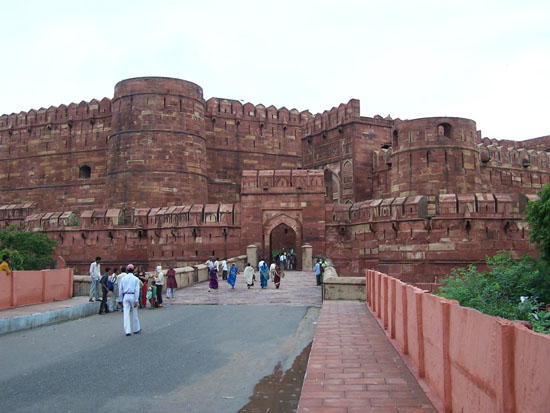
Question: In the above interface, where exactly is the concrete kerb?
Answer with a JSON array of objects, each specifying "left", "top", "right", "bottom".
[{"left": 0, "top": 301, "right": 100, "bottom": 335}]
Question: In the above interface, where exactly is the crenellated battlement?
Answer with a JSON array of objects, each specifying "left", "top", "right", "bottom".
[
  {"left": 206, "top": 97, "right": 312, "bottom": 125},
  {"left": 0, "top": 98, "right": 111, "bottom": 130},
  {"left": 478, "top": 142, "right": 550, "bottom": 170},
  {"left": 23, "top": 204, "right": 241, "bottom": 233},
  {"left": 329, "top": 192, "right": 537, "bottom": 225},
  {"left": 303, "top": 99, "right": 361, "bottom": 136},
  {"left": 241, "top": 169, "right": 324, "bottom": 194}
]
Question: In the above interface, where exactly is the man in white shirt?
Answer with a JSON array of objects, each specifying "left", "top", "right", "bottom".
[
  {"left": 221, "top": 258, "right": 228, "bottom": 280},
  {"left": 118, "top": 264, "right": 141, "bottom": 336},
  {"left": 88, "top": 256, "right": 101, "bottom": 302},
  {"left": 280, "top": 253, "right": 287, "bottom": 270},
  {"left": 214, "top": 257, "right": 220, "bottom": 276}
]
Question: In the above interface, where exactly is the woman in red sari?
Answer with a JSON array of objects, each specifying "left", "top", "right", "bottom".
[
  {"left": 273, "top": 264, "right": 283, "bottom": 289},
  {"left": 166, "top": 266, "right": 178, "bottom": 300},
  {"left": 137, "top": 266, "right": 149, "bottom": 308}
]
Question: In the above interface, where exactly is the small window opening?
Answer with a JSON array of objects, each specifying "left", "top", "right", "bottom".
[{"left": 79, "top": 165, "right": 91, "bottom": 179}]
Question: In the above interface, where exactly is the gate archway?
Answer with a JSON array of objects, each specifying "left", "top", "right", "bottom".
[{"left": 263, "top": 214, "right": 301, "bottom": 270}]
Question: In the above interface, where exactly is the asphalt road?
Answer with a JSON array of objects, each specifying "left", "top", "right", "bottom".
[{"left": 0, "top": 304, "right": 319, "bottom": 413}]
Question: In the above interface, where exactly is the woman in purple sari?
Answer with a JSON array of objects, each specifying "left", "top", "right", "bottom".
[{"left": 208, "top": 267, "right": 219, "bottom": 292}]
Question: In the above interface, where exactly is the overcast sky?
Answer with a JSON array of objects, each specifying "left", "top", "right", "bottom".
[{"left": 1, "top": 0, "right": 548, "bottom": 141}]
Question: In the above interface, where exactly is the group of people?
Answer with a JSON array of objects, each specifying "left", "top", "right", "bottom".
[
  {"left": 273, "top": 249, "right": 297, "bottom": 270},
  {"left": 205, "top": 257, "right": 240, "bottom": 292},
  {"left": 88, "top": 257, "right": 179, "bottom": 335},
  {"left": 205, "top": 257, "right": 285, "bottom": 291}
]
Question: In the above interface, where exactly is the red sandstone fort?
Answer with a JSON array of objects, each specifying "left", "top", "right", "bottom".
[{"left": 1, "top": 77, "right": 548, "bottom": 288}]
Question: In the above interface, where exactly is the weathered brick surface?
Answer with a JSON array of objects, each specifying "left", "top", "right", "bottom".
[{"left": 0, "top": 76, "right": 549, "bottom": 283}]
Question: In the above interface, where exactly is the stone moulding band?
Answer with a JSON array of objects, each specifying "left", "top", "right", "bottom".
[
  {"left": 108, "top": 129, "right": 206, "bottom": 143},
  {"left": 111, "top": 92, "right": 205, "bottom": 107},
  {"left": 105, "top": 170, "right": 209, "bottom": 179},
  {"left": 0, "top": 182, "right": 105, "bottom": 192},
  {"left": 391, "top": 144, "right": 481, "bottom": 156}
]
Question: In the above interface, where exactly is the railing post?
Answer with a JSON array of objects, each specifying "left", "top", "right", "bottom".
[
  {"left": 390, "top": 278, "right": 396, "bottom": 339},
  {"left": 42, "top": 270, "right": 47, "bottom": 302},
  {"left": 441, "top": 301, "right": 452, "bottom": 412},
  {"left": 402, "top": 284, "right": 409, "bottom": 355},
  {"left": 415, "top": 291, "right": 425, "bottom": 378}
]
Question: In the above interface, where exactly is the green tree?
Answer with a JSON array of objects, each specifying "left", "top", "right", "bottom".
[
  {"left": 438, "top": 252, "right": 545, "bottom": 320},
  {"left": 0, "top": 226, "right": 57, "bottom": 270},
  {"left": 526, "top": 183, "right": 550, "bottom": 261}
]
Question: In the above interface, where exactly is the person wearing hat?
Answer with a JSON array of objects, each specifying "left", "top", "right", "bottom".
[
  {"left": 117, "top": 264, "right": 141, "bottom": 336},
  {"left": 0, "top": 254, "right": 11, "bottom": 276}
]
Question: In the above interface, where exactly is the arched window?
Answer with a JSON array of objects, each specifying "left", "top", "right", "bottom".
[
  {"left": 438, "top": 123, "right": 451, "bottom": 137},
  {"left": 79, "top": 165, "right": 91, "bottom": 179},
  {"left": 392, "top": 130, "right": 399, "bottom": 147}
]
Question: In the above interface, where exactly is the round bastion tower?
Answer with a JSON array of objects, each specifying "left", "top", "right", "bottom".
[
  {"left": 390, "top": 117, "right": 481, "bottom": 197},
  {"left": 107, "top": 77, "right": 208, "bottom": 208}
]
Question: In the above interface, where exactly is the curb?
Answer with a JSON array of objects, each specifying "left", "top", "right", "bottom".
[{"left": 0, "top": 301, "right": 101, "bottom": 335}]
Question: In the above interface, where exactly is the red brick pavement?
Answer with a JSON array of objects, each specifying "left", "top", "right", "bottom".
[{"left": 298, "top": 301, "right": 438, "bottom": 413}]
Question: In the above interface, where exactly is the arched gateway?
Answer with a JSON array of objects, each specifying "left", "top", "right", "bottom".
[
  {"left": 239, "top": 169, "right": 326, "bottom": 270},
  {"left": 264, "top": 215, "right": 300, "bottom": 270}
]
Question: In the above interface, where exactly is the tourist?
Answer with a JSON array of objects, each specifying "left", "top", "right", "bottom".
[
  {"left": 214, "top": 257, "right": 220, "bottom": 277},
  {"left": 221, "top": 257, "right": 228, "bottom": 280},
  {"left": 89, "top": 256, "right": 101, "bottom": 302},
  {"left": 269, "top": 261, "right": 276, "bottom": 280},
  {"left": 98, "top": 267, "right": 111, "bottom": 314},
  {"left": 154, "top": 266, "right": 164, "bottom": 307},
  {"left": 137, "top": 266, "right": 148, "bottom": 308},
  {"left": 320, "top": 259, "right": 327, "bottom": 283},
  {"left": 259, "top": 261, "right": 270, "bottom": 289},
  {"left": 258, "top": 257, "right": 266, "bottom": 271},
  {"left": 109, "top": 267, "right": 120, "bottom": 312},
  {"left": 205, "top": 256, "right": 214, "bottom": 271},
  {"left": 273, "top": 264, "right": 283, "bottom": 289},
  {"left": 314, "top": 259, "right": 322, "bottom": 286},
  {"left": 117, "top": 264, "right": 141, "bottom": 336},
  {"left": 244, "top": 263, "right": 254, "bottom": 289},
  {"left": 0, "top": 254, "right": 11, "bottom": 276},
  {"left": 147, "top": 282, "right": 157, "bottom": 309},
  {"left": 227, "top": 262, "right": 238, "bottom": 289},
  {"left": 166, "top": 266, "right": 177, "bottom": 300},
  {"left": 208, "top": 266, "right": 219, "bottom": 292},
  {"left": 280, "top": 252, "right": 287, "bottom": 270}
]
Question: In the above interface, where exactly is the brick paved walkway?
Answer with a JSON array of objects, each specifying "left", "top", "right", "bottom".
[
  {"left": 169, "top": 270, "right": 322, "bottom": 307},
  {"left": 298, "top": 301, "right": 437, "bottom": 413}
]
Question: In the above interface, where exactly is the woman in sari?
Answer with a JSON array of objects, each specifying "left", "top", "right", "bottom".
[
  {"left": 208, "top": 266, "right": 219, "bottom": 292},
  {"left": 273, "top": 264, "right": 283, "bottom": 289},
  {"left": 227, "top": 262, "right": 238, "bottom": 289},
  {"left": 259, "top": 262, "right": 270, "bottom": 289},
  {"left": 166, "top": 266, "right": 177, "bottom": 300},
  {"left": 243, "top": 263, "right": 254, "bottom": 288}
]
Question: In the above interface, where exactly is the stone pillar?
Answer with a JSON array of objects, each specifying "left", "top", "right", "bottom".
[
  {"left": 302, "top": 244, "right": 313, "bottom": 271},
  {"left": 247, "top": 245, "right": 258, "bottom": 269}
]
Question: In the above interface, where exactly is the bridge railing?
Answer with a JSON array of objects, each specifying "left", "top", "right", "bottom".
[
  {"left": 366, "top": 269, "right": 550, "bottom": 413},
  {"left": 0, "top": 269, "right": 73, "bottom": 309}
]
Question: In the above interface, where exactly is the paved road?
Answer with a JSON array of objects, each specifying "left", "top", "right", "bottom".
[{"left": 0, "top": 271, "right": 321, "bottom": 413}]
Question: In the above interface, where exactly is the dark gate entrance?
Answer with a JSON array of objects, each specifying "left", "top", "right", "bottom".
[{"left": 269, "top": 223, "right": 297, "bottom": 268}]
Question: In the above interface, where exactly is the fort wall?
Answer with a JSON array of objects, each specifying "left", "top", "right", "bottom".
[
  {"left": 205, "top": 98, "right": 311, "bottom": 203},
  {"left": 0, "top": 76, "right": 549, "bottom": 286},
  {"left": 0, "top": 99, "right": 111, "bottom": 211}
]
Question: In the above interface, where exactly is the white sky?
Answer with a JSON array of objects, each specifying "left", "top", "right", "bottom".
[{"left": 1, "top": 0, "right": 549, "bottom": 141}]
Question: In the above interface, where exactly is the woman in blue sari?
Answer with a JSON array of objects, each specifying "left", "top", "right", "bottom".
[
  {"left": 259, "top": 262, "right": 270, "bottom": 289},
  {"left": 208, "top": 267, "right": 218, "bottom": 292},
  {"left": 227, "top": 263, "right": 238, "bottom": 289}
]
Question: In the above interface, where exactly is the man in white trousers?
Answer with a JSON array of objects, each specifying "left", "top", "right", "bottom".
[{"left": 117, "top": 264, "right": 141, "bottom": 336}]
